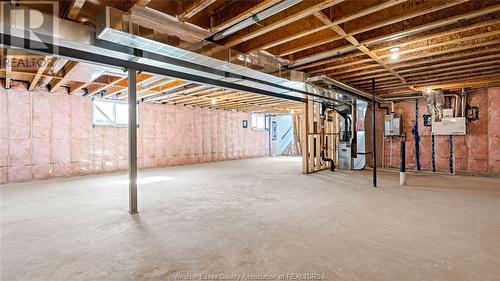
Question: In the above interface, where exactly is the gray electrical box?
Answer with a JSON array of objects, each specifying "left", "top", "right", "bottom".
[{"left": 384, "top": 113, "right": 402, "bottom": 136}]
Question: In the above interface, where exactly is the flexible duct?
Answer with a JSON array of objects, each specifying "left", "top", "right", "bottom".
[{"left": 423, "top": 89, "right": 444, "bottom": 121}]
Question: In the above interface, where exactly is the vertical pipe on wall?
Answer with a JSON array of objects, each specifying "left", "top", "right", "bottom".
[
  {"left": 449, "top": 135, "right": 454, "bottom": 174},
  {"left": 128, "top": 69, "right": 138, "bottom": 214},
  {"left": 371, "top": 79, "right": 377, "bottom": 188},
  {"left": 302, "top": 100, "right": 309, "bottom": 173},
  {"left": 431, "top": 133, "right": 436, "bottom": 172},
  {"left": 413, "top": 99, "right": 422, "bottom": 171},
  {"left": 267, "top": 114, "right": 271, "bottom": 156},
  {"left": 351, "top": 99, "right": 357, "bottom": 159}
]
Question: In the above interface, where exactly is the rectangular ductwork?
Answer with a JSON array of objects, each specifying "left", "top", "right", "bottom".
[{"left": 1, "top": 4, "right": 343, "bottom": 106}]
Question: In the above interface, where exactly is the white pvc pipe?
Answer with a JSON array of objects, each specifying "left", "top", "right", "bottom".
[{"left": 400, "top": 172, "right": 406, "bottom": 186}]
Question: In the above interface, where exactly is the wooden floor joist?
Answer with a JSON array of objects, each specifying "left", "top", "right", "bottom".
[{"left": 3, "top": 0, "right": 500, "bottom": 106}]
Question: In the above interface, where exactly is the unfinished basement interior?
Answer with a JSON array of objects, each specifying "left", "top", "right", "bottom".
[{"left": 1, "top": 0, "right": 499, "bottom": 280}]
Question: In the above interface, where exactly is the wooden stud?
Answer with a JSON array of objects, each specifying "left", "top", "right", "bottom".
[{"left": 66, "top": 0, "right": 86, "bottom": 20}]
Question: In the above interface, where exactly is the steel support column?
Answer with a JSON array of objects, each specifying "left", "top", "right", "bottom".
[
  {"left": 128, "top": 69, "right": 138, "bottom": 214},
  {"left": 372, "top": 79, "right": 377, "bottom": 188}
]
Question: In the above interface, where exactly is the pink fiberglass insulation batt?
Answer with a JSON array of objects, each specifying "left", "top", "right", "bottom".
[
  {"left": 0, "top": 84, "right": 268, "bottom": 183},
  {"left": 375, "top": 88, "right": 500, "bottom": 176}
]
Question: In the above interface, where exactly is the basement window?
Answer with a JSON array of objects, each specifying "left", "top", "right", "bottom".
[
  {"left": 92, "top": 99, "right": 138, "bottom": 127},
  {"left": 251, "top": 114, "right": 267, "bottom": 130}
]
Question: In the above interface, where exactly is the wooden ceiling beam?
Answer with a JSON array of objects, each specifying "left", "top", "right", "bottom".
[
  {"left": 386, "top": 39, "right": 500, "bottom": 65},
  {"left": 398, "top": 53, "right": 500, "bottom": 74},
  {"left": 311, "top": 11, "right": 414, "bottom": 92},
  {"left": 288, "top": 0, "right": 467, "bottom": 66},
  {"left": 276, "top": 32, "right": 342, "bottom": 57},
  {"left": 350, "top": 76, "right": 401, "bottom": 86},
  {"left": 204, "top": 93, "right": 271, "bottom": 106},
  {"left": 180, "top": 91, "right": 242, "bottom": 106},
  {"left": 161, "top": 87, "right": 219, "bottom": 103},
  {"left": 172, "top": 92, "right": 249, "bottom": 106},
  {"left": 135, "top": 0, "right": 152, "bottom": 7},
  {"left": 413, "top": 74, "right": 500, "bottom": 90},
  {"left": 186, "top": 93, "right": 262, "bottom": 107},
  {"left": 238, "top": 16, "right": 327, "bottom": 53},
  {"left": 210, "top": 95, "right": 275, "bottom": 107},
  {"left": 215, "top": 0, "right": 345, "bottom": 50},
  {"left": 392, "top": 47, "right": 500, "bottom": 70},
  {"left": 64, "top": 0, "right": 86, "bottom": 20},
  {"left": 49, "top": 61, "right": 80, "bottom": 93},
  {"left": 371, "top": 17, "right": 500, "bottom": 53},
  {"left": 372, "top": 83, "right": 408, "bottom": 90},
  {"left": 136, "top": 78, "right": 177, "bottom": 99},
  {"left": 360, "top": 2, "right": 500, "bottom": 46},
  {"left": 287, "top": 40, "right": 357, "bottom": 68},
  {"left": 137, "top": 80, "right": 189, "bottom": 100},
  {"left": 205, "top": 93, "right": 262, "bottom": 105},
  {"left": 161, "top": 86, "right": 216, "bottom": 103},
  {"left": 377, "top": 28, "right": 500, "bottom": 60},
  {"left": 28, "top": 56, "right": 52, "bottom": 91},
  {"left": 264, "top": 0, "right": 405, "bottom": 55},
  {"left": 104, "top": 73, "right": 154, "bottom": 96},
  {"left": 215, "top": 97, "right": 287, "bottom": 110},
  {"left": 87, "top": 76, "right": 126, "bottom": 97},
  {"left": 210, "top": 0, "right": 281, "bottom": 33},
  {"left": 179, "top": 0, "right": 217, "bottom": 21},
  {"left": 296, "top": 17, "right": 498, "bottom": 71},
  {"left": 406, "top": 67, "right": 500, "bottom": 84},
  {"left": 346, "top": 0, "right": 469, "bottom": 36},
  {"left": 69, "top": 82, "right": 89, "bottom": 95},
  {"left": 304, "top": 57, "right": 372, "bottom": 73},
  {"left": 311, "top": 62, "right": 381, "bottom": 76},
  {"left": 332, "top": 68, "right": 389, "bottom": 80},
  {"left": 172, "top": 89, "right": 230, "bottom": 105},
  {"left": 403, "top": 60, "right": 500, "bottom": 79},
  {"left": 293, "top": 52, "right": 365, "bottom": 71},
  {"left": 353, "top": 79, "right": 403, "bottom": 87},
  {"left": 223, "top": 99, "right": 296, "bottom": 112},
  {"left": 342, "top": 72, "right": 396, "bottom": 83}
]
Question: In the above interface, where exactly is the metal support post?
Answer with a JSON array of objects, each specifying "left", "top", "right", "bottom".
[
  {"left": 372, "top": 79, "right": 377, "bottom": 188},
  {"left": 400, "top": 141, "right": 406, "bottom": 186},
  {"left": 128, "top": 69, "right": 138, "bottom": 214}
]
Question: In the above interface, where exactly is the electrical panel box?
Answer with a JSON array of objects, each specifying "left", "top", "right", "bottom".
[
  {"left": 432, "top": 117, "right": 466, "bottom": 135},
  {"left": 384, "top": 113, "right": 402, "bottom": 136}
]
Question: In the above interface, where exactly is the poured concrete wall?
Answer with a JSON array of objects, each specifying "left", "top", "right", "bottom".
[
  {"left": 0, "top": 82, "right": 268, "bottom": 183},
  {"left": 378, "top": 87, "right": 500, "bottom": 176}
]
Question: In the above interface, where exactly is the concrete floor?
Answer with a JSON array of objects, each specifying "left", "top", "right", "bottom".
[{"left": 1, "top": 157, "right": 500, "bottom": 281}]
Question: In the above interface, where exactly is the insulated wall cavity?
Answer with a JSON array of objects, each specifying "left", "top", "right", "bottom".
[
  {"left": 0, "top": 83, "right": 272, "bottom": 183},
  {"left": 377, "top": 88, "right": 500, "bottom": 176}
]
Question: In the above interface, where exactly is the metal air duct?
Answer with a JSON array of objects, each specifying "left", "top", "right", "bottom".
[{"left": 1, "top": 4, "right": 340, "bottom": 105}]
